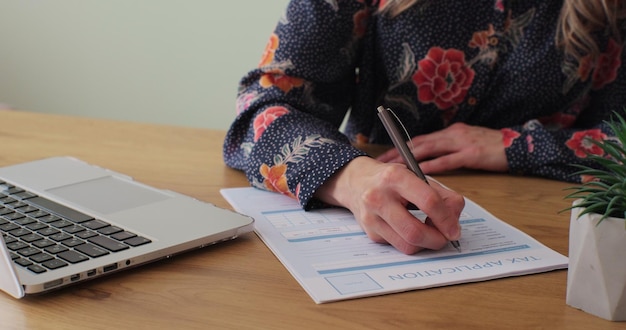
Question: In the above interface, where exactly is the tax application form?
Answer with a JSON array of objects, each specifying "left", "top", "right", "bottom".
[{"left": 221, "top": 187, "right": 568, "bottom": 303}]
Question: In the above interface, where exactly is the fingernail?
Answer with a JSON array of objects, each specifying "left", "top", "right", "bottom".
[{"left": 449, "top": 224, "right": 461, "bottom": 239}]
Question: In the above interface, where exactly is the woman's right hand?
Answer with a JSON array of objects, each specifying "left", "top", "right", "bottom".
[{"left": 314, "top": 156, "right": 464, "bottom": 254}]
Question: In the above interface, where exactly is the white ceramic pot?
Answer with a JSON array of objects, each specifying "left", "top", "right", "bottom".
[{"left": 567, "top": 201, "right": 626, "bottom": 321}]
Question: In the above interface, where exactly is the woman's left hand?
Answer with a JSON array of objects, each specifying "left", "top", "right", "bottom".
[{"left": 377, "top": 123, "right": 509, "bottom": 174}]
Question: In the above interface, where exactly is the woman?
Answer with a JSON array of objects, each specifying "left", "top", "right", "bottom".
[{"left": 223, "top": 0, "right": 626, "bottom": 254}]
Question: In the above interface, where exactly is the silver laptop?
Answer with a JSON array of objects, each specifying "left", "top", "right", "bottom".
[{"left": 0, "top": 156, "right": 254, "bottom": 298}]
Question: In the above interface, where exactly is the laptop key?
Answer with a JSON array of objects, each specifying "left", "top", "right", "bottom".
[
  {"left": 82, "top": 220, "right": 110, "bottom": 230},
  {"left": 29, "top": 210, "right": 50, "bottom": 218},
  {"left": 42, "top": 259, "right": 68, "bottom": 270},
  {"left": 89, "top": 235, "right": 129, "bottom": 252},
  {"left": 30, "top": 253, "right": 54, "bottom": 263},
  {"left": 61, "top": 238, "right": 85, "bottom": 247},
  {"left": 2, "top": 235, "right": 17, "bottom": 244},
  {"left": 4, "top": 212, "right": 25, "bottom": 220},
  {"left": 63, "top": 225, "right": 85, "bottom": 234},
  {"left": 75, "top": 243, "right": 109, "bottom": 258},
  {"left": 38, "top": 227, "right": 60, "bottom": 236},
  {"left": 18, "top": 247, "right": 40, "bottom": 257},
  {"left": 124, "top": 236, "right": 152, "bottom": 247},
  {"left": 26, "top": 222, "right": 48, "bottom": 231},
  {"left": 33, "top": 239, "right": 56, "bottom": 249},
  {"left": 49, "top": 219, "right": 74, "bottom": 228},
  {"left": 0, "top": 207, "right": 13, "bottom": 215},
  {"left": 14, "top": 217, "right": 36, "bottom": 226},
  {"left": 75, "top": 230, "right": 98, "bottom": 239},
  {"left": 6, "top": 241, "right": 29, "bottom": 251},
  {"left": 14, "top": 258, "right": 32, "bottom": 267},
  {"left": 98, "top": 226, "right": 123, "bottom": 235},
  {"left": 9, "top": 228, "right": 31, "bottom": 237},
  {"left": 27, "top": 196, "right": 94, "bottom": 223},
  {"left": 44, "top": 244, "right": 68, "bottom": 254},
  {"left": 111, "top": 231, "right": 136, "bottom": 241},
  {"left": 0, "top": 223, "right": 20, "bottom": 232},
  {"left": 20, "top": 233, "right": 43, "bottom": 243},
  {"left": 49, "top": 232, "right": 72, "bottom": 242},
  {"left": 27, "top": 264, "right": 47, "bottom": 273},
  {"left": 57, "top": 250, "right": 89, "bottom": 263}
]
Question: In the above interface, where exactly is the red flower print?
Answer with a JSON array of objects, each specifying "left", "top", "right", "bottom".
[
  {"left": 260, "top": 70, "right": 304, "bottom": 93},
  {"left": 260, "top": 163, "right": 296, "bottom": 199},
  {"left": 469, "top": 24, "right": 496, "bottom": 50},
  {"left": 591, "top": 38, "right": 622, "bottom": 90},
  {"left": 565, "top": 129, "right": 607, "bottom": 158},
  {"left": 259, "top": 33, "right": 279, "bottom": 67},
  {"left": 538, "top": 112, "right": 576, "bottom": 129},
  {"left": 581, "top": 174, "right": 599, "bottom": 184},
  {"left": 494, "top": 0, "right": 504, "bottom": 12},
  {"left": 355, "top": 133, "right": 369, "bottom": 145},
  {"left": 413, "top": 47, "right": 475, "bottom": 110},
  {"left": 353, "top": 9, "right": 369, "bottom": 38},
  {"left": 501, "top": 128, "right": 520, "bottom": 148},
  {"left": 236, "top": 91, "right": 260, "bottom": 115},
  {"left": 577, "top": 55, "right": 593, "bottom": 82},
  {"left": 526, "top": 135, "right": 534, "bottom": 153},
  {"left": 253, "top": 106, "right": 290, "bottom": 142}
]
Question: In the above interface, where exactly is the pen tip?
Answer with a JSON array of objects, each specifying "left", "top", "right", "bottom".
[{"left": 451, "top": 240, "right": 461, "bottom": 253}]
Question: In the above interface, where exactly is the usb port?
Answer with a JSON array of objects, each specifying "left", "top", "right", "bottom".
[
  {"left": 70, "top": 274, "right": 80, "bottom": 282},
  {"left": 103, "top": 263, "right": 118, "bottom": 273}
]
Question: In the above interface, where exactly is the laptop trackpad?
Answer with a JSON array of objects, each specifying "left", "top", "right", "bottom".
[{"left": 47, "top": 176, "right": 170, "bottom": 214}]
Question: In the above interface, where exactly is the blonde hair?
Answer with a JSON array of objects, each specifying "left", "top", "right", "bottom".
[
  {"left": 556, "top": 0, "right": 625, "bottom": 64},
  {"left": 379, "top": 0, "right": 625, "bottom": 64},
  {"left": 378, "top": 0, "right": 419, "bottom": 17}
]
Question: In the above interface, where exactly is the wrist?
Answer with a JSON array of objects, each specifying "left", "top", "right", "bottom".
[{"left": 314, "top": 156, "right": 373, "bottom": 208}]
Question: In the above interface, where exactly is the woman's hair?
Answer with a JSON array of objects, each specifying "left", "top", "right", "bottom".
[
  {"left": 556, "top": 0, "right": 625, "bottom": 63},
  {"left": 379, "top": 0, "right": 625, "bottom": 64}
]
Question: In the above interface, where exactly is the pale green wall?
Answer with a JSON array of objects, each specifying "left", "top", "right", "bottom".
[{"left": 0, "top": 1, "right": 290, "bottom": 129}]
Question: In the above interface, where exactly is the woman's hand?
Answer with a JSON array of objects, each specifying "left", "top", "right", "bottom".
[
  {"left": 377, "top": 123, "right": 508, "bottom": 174},
  {"left": 315, "top": 156, "right": 464, "bottom": 254}
]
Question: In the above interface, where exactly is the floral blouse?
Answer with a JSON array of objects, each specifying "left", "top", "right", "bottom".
[{"left": 223, "top": 0, "right": 626, "bottom": 210}]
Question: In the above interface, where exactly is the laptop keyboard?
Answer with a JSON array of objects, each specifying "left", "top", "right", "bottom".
[{"left": 0, "top": 181, "right": 151, "bottom": 274}]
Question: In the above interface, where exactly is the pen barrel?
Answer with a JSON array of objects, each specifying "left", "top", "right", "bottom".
[{"left": 377, "top": 108, "right": 428, "bottom": 183}]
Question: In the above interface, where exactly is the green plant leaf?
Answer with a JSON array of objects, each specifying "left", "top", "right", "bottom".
[{"left": 562, "top": 110, "right": 626, "bottom": 225}]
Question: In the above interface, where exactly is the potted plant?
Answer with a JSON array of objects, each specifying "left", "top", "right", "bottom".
[{"left": 564, "top": 112, "right": 626, "bottom": 321}]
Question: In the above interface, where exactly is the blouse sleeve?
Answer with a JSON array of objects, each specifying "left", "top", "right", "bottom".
[
  {"left": 504, "top": 39, "right": 626, "bottom": 182},
  {"left": 223, "top": 0, "right": 374, "bottom": 209}
]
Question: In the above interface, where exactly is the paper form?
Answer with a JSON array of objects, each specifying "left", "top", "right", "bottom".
[{"left": 221, "top": 187, "right": 568, "bottom": 304}]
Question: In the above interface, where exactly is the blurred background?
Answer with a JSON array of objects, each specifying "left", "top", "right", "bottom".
[{"left": 0, "top": 0, "right": 290, "bottom": 129}]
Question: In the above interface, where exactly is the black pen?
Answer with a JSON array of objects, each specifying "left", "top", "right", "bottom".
[{"left": 376, "top": 106, "right": 462, "bottom": 253}]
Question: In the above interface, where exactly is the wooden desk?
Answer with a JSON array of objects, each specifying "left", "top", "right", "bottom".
[{"left": 0, "top": 110, "right": 621, "bottom": 329}]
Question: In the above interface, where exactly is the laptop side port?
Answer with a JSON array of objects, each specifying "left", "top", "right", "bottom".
[
  {"left": 103, "top": 263, "right": 118, "bottom": 273},
  {"left": 70, "top": 274, "right": 80, "bottom": 282},
  {"left": 87, "top": 269, "right": 97, "bottom": 277}
]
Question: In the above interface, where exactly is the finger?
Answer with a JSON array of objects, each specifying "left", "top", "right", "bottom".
[
  {"left": 421, "top": 183, "right": 464, "bottom": 240},
  {"left": 409, "top": 137, "right": 463, "bottom": 162},
  {"left": 368, "top": 204, "right": 447, "bottom": 253},
  {"left": 376, "top": 147, "right": 401, "bottom": 163},
  {"left": 384, "top": 208, "right": 451, "bottom": 250},
  {"left": 419, "top": 151, "right": 471, "bottom": 174},
  {"left": 400, "top": 180, "right": 463, "bottom": 241},
  {"left": 357, "top": 206, "right": 424, "bottom": 254}
]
